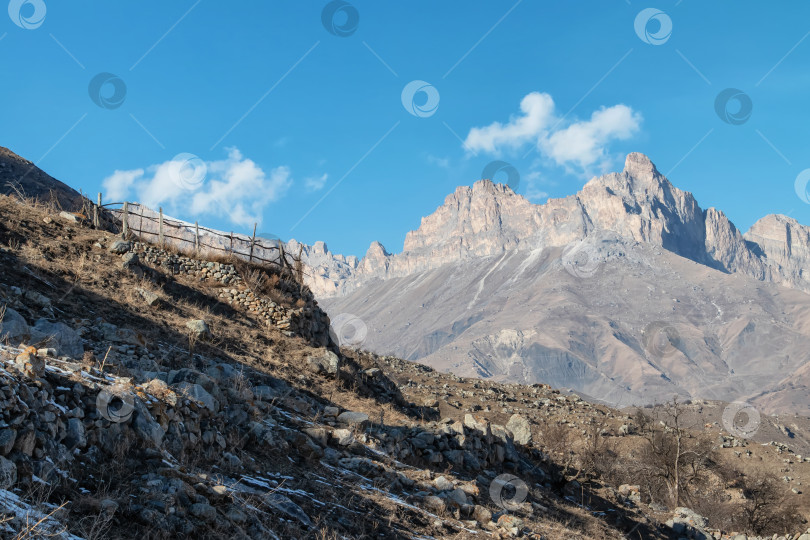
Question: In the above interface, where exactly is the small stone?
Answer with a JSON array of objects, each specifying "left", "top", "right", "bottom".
[
  {"left": 337, "top": 411, "right": 369, "bottom": 428},
  {"left": 306, "top": 350, "right": 340, "bottom": 376},
  {"left": 186, "top": 320, "right": 211, "bottom": 341},
  {"left": 506, "top": 414, "right": 532, "bottom": 445},
  {"left": 496, "top": 514, "right": 524, "bottom": 533},
  {"left": 0, "top": 430, "right": 16, "bottom": 455},
  {"left": 304, "top": 427, "right": 329, "bottom": 447},
  {"left": 472, "top": 505, "right": 492, "bottom": 525},
  {"left": 189, "top": 502, "right": 216, "bottom": 522},
  {"left": 433, "top": 476, "right": 454, "bottom": 491},
  {"left": 323, "top": 406, "right": 339, "bottom": 417},
  {"left": 137, "top": 288, "right": 160, "bottom": 307},
  {"left": 0, "top": 456, "right": 17, "bottom": 489},
  {"left": 109, "top": 240, "right": 132, "bottom": 254},
  {"left": 422, "top": 495, "right": 446, "bottom": 513},
  {"left": 15, "top": 349, "right": 44, "bottom": 377},
  {"left": 332, "top": 429, "right": 355, "bottom": 446}
]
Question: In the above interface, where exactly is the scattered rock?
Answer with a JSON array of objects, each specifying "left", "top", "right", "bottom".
[
  {"left": 332, "top": 429, "right": 355, "bottom": 446},
  {"left": 433, "top": 476, "right": 454, "bottom": 491},
  {"left": 0, "top": 456, "right": 17, "bottom": 489},
  {"left": 337, "top": 411, "right": 369, "bottom": 428},
  {"left": 472, "top": 505, "right": 491, "bottom": 525},
  {"left": 506, "top": 413, "right": 532, "bottom": 445},
  {"left": 186, "top": 320, "right": 211, "bottom": 341},
  {"left": 137, "top": 288, "right": 160, "bottom": 306},
  {"left": 189, "top": 502, "right": 217, "bottom": 522},
  {"left": 14, "top": 348, "right": 44, "bottom": 377},
  {"left": 0, "top": 307, "right": 29, "bottom": 345},
  {"left": 263, "top": 493, "right": 312, "bottom": 527},
  {"left": 0, "top": 430, "right": 16, "bottom": 456},
  {"left": 29, "top": 319, "right": 83, "bottom": 358},
  {"left": 306, "top": 350, "right": 339, "bottom": 376},
  {"left": 109, "top": 240, "right": 132, "bottom": 254},
  {"left": 422, "top": 495, "right": 446, "bottom": 514}
]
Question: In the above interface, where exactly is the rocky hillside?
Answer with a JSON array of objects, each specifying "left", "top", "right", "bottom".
[
  {"left": 2, "top": 184, "right": 810, "bottom": 538},
  {"left": 307, "top": 154, "right": 810, "bottom": 414},
  {"left": 0, "top": 146, "right": 85, "bottom": 212}
]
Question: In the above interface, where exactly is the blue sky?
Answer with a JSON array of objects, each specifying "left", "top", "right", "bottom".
[{"left": 2, "top": 1, "right": 810, "bottom": 257}]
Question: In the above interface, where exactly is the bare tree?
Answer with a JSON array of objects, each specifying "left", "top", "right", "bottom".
[{"left": 634, "top": 397, "right": 715, "bottom": 507}]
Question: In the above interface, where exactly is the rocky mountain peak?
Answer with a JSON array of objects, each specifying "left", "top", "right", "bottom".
[
  {"left": 623, "top": 151, "right": 661, "bottom": 181},
  {"left": 297, "top": 152, "right": 810, "bottom": 299},
  {"left": 365, "top": 241, "right": 389, "bottom": 258}
]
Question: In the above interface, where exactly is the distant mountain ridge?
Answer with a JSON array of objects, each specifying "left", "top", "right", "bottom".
[
  {"left": 297, "top": 153, "right": 810, "bottom": 299},
  {"left": 298, "top": 154, "right": 810, "bottom": 413}
]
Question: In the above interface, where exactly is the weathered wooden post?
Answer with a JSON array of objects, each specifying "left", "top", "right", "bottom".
[
  {"left": 122, "top": 202, "right": 129, "bottom": 238},
  {"left": 195, "top": 221, "right": 200, "bottom": 253},
  {"left": 94, "top": 193, "right": 101, "bottom": 228},
  {"left": 159, "top": 207, "right": 164, "bottom": 247},
  {"left": 249, "top": 222, "right": 257, "bottom": 262}
]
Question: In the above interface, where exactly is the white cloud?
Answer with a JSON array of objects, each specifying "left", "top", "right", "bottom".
[
  {"left": 464, "top": 92, "right": 642, "bottom": 174},
  {"left": 465, "top": 92, "right": 556, "bottom": 154},
  {"left": 304, "top": 173, "right": 328, "bottom": 191},
  {"left": 427, "top": 155, "right": 451, "bottom": 169},
  {"left": 101, "top": 148, "right": 292, "bottom": 227},
  {"left": 540, "top": 104, "right": 641, "bottom": 172},
  {"left": 102, "top": 169, "right": 143, "bottom": 202}
]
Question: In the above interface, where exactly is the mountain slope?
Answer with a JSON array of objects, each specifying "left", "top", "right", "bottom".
[
  {"left": 307, "top": 154, "right": 810, "bottom": 413},
  {"left": 0, "top": 146, "right": 85, "bottom": 210}
]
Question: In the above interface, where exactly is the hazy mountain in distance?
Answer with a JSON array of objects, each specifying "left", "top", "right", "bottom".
[{"left": 298, "top": 153, "right": 810, "bottom": 414}]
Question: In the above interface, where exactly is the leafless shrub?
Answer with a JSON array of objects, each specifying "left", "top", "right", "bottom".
[{"left": 736, "top": 470, "right": 803, "bottom": 535}]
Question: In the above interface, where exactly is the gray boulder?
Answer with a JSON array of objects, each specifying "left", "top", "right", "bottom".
[
  {"left": 109, "top": 240, "right": 132, "bottom": 254},
  {"left": 189, "top": 502, "right": 216, "bottom": 522},
  {"left": 28, "top": 319, "right": 83, "bottom": 358},
  {"left": 0, "top": 456, "right": 16, "bottom": 489},
  {"left": 263, "top": 493, "right": 312, "bottom": 527},
  {"left": 64, "top": 418, "right": 86, "bottom": 450},
  {"left": 132, "top": 400, "right": 165, "bottom": 447},
  {"left": 0, "top": 429, "right": 16, "bottom": 455},
  {"left": 137, "top": 288, "right": 160, "bottom": 306},
  {"left": 23, "top": 290, "right": 51, "bottom": 308},
  {"left": 175, "top": 382, "right": 220, "bottom": 413},
  {"left": 0, "top": 307, "right": 29, "bottom": 346},
  {"left": 506, "top": 413, "right": 532, "bottom": 445},
  {"left": 186, "top": 319, "right": 211, "bottom": 341},
  {"left": 337, "top": 411, "right": 369, "bottom": 428},
  {"left": 306, "top": 350, "right": 339, "bottom": 375}
]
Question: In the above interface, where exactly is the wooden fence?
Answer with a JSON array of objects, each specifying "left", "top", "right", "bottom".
[{"left": 97, "top": 195, "right": 291, "bottom": 268}]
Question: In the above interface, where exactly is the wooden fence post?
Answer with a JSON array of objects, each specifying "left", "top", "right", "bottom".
[
  {"left": 159, "top": 207, "right": 164, "bottom": 248},
  {"left": 229, "top": 232, "right": 233, "bottom": 255},
  {"left": 249, "top": 222, "right": 257, "bottom": 262},
  {"left": 122, "top": 202, "right": 129, "bottom": 238},
  {"left": 195, "top": 221, "right": 200, "bottom": 253},
  {"left": 94, "top": 193, "right": 101, "bottom": 228}
]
